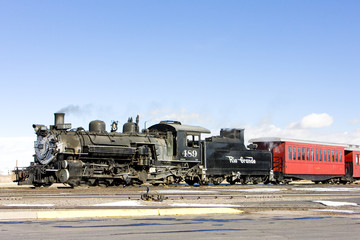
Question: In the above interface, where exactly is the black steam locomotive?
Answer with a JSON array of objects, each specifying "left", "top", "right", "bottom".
[{"left": 14, "top": 113, "right": 273, "bottom": 187}]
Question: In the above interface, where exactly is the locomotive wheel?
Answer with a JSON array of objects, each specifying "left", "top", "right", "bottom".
[
  {"left": 33, "top": 183, "right": 44, "bottom": 188},
  {"left": 57, "top": 169, "right": 70, "bottom": 183},
  {"left": 200, "top": 180, "right": 209, "bottom": 186},
  {"left": 113, "top": 180, "right": 123, "bottom": 186},
  {"left": 212, "top": 177, "right": 224, "bottom": 185},
  {"left": 226, "top": 177, "right": 236, "bottom": 185},
  {"left": 185, "top": 178, "right": 196, "bottom": 186},
  {"left": 164, "top": 176, "right": 174, "bottom": 185},
  {"left": 240, "top": 178, "right": 246, "bottom": 185},
  {"left": 275, "top": 179, "right": 283, "bottom": 185},
  {"left": 68, "top": 178, "right": 81, "bottom": 188},
  {"left": 263, "top": 177, "right": 270, "bottom": 185}
]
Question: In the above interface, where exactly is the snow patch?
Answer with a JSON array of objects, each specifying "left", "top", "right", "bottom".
[{"left": 313, "top": 200, "right": 358, "bottom": 207}]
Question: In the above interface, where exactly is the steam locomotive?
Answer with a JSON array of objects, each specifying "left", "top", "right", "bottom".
[{"left": 14, "top": 113, "right": 273, "bottom": 187}]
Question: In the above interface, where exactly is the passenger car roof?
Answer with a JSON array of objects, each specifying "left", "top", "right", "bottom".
[{"left": 249, "top": 137, "right": 349, "bottom": 147}]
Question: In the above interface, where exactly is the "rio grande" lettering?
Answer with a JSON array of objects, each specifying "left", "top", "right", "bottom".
[{"left": 226, "top": 156, "right": 256, "bottom": 164}]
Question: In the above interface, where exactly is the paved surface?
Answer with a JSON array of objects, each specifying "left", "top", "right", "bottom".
[
  {"left": 1, "top": 213, "right": 359, "bottom": 240},
  {"left": 1, "top": 183, "right": 360, "bottom": 239}
]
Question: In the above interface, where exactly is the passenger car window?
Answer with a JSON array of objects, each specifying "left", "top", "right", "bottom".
[
  {"left": 307, "top": 148, "right": 310, "bottom": 161},
  {"left": 320, "top": 149, "right": 322, "bottom": 161},
  {"left": 311, "top": 148, "right": 314, "bottom": 161},
  {"left": 293, "top": 147, "right": 296, "bottom": 160},
  {"left": 302, "top": 148, "right": 305, "bottom": 160},
  {"left": 339, "top": 151, "right": 342, "bottom": 162},
  {"left": 288, "top": 147, "right": 292, "bottom": 160},
  {"left": 335, "top": 150, "right": 338, "bottom": 162}
]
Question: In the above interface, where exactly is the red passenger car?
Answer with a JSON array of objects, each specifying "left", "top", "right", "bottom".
[{"left": 250, "top": 137, "right": 356, "bottom": 183}]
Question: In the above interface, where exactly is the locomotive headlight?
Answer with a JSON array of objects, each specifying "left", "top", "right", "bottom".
[{"left": 34, "top": 133, "right": 57, "bottom": 165}]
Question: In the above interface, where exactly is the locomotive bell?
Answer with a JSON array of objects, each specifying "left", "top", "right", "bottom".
[{"left": 89, "top": 120, "right": 106, "bottom": 133}]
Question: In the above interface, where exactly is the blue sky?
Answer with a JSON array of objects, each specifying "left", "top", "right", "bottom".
[{"left": 1, "top": 1, "right": 360, "bottom": 171}]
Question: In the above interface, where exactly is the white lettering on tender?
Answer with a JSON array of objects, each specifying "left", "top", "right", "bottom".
[{"left": 226, "top": 156, "right": 256, "bottom": 164}]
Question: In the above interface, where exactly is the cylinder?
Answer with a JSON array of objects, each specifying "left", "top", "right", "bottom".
[{"left": 54, "top": 113, "right": 65, "bottom": 126}]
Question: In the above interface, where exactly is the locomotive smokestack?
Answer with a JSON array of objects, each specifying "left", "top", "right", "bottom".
[
  {"left": 55, "top": 113, "right": 65, "bottom": 126},
  {"left": 52, "top": 112, "right": 71, "bottom": 130}
]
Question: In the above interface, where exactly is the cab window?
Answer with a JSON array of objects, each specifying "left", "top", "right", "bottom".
[{"left": 186, "top": 134, "right": 200, "bottom": 148}]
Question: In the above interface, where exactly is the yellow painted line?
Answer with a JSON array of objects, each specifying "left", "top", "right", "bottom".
[{"left": 37, "top": 208, "right": 243, "bottom": 219}]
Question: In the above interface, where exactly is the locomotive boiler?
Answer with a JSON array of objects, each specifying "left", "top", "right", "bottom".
[{"left": 14, "top": 112, "right": 274, "bottom": 187}]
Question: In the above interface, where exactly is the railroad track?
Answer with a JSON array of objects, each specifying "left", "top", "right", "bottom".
[{"left": 1, "top": 185, "right": 360, "bottom": 200}]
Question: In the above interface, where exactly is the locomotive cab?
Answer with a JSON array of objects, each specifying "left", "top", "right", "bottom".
[
  {"left": 148, "top": 121, "right": 210, "bottom": 161},
  {"left": 147, "top": 121, "right": 211, "bottom": 185}
]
